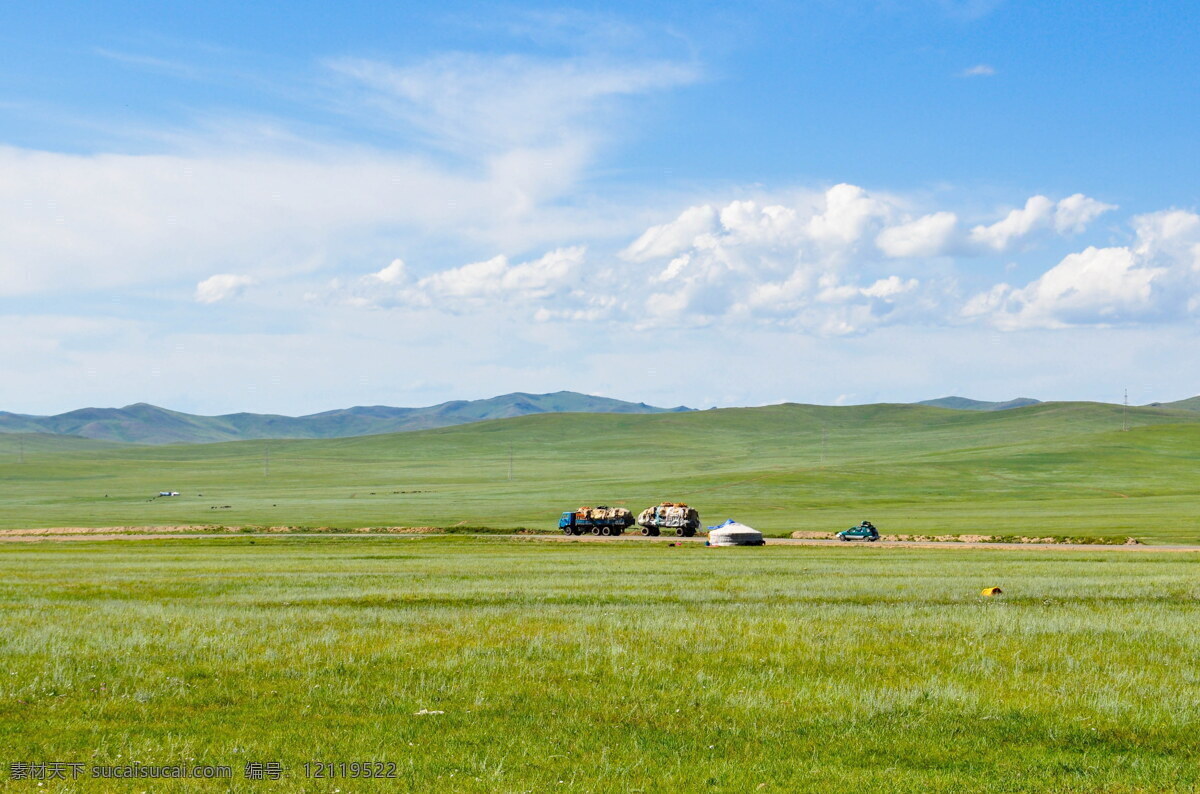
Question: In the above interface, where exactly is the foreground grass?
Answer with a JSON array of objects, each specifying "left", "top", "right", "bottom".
[{"left": 1, "top": 537, "right": 1198, "bottom": 791}]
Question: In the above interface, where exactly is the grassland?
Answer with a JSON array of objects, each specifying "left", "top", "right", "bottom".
[
  {"left": 1, "top": 536, "right": 1198, "bottom": 792},
  {"left": 1, "top": 402, "right": 1198, "bottom": 543}
]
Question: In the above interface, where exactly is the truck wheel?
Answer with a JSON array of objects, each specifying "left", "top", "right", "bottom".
[
  {"left": 640, "top": 526, "right": 652, "bottom": 536},
  {"left": 601, "top": 526, "right": 613, "bottom": 537},
  {"left": 650, "top": 527, "right": 660, "bottom": 537},
  {"left": 562, "top": 527, "right": 573, "bottom": 536},
  {"left": 684, "top": 528, "right": 696, "bottom": 538},
  {"left": 676, "top": 527, "right": 686, "bottom": 537},
  {"left": 591, "top": 527, "right": 601, "bottom": 536}
]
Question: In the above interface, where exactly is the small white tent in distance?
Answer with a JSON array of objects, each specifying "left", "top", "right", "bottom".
[{"left": 707, "top": 519, "right": 765, "bottom": 546}]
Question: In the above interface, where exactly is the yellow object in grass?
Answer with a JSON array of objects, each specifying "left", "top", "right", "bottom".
[{"left": 981, "top": 586, "right": 1003, "bottom": 597}]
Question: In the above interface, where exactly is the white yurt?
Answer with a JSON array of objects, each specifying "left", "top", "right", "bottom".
[{"left": 706, "top": 519, "right": 765, "bottom": 546}]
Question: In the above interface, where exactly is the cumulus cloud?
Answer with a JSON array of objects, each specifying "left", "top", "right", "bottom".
[
  {"left": 320, "top": 184, "right": 1135, "bottom": 336},
  {"left": 1132, "top": 209, "right": 1200, "bottom": 261},
  {"left": 622, "top": 205, "right": 718, "bottom": 263},
  {"left": 195, "top": 273, "right": 256, "bottom": 304},
  {"left": 1054, "top": 193, "right": 1117, "bottom": 234},
  {"left": 415, "top": 246, "right": 584, "bottom": 302},
  {"left": 345, "top": 247, "right": 590, "bottom": 313},
  {"left": 969, "top": 195, "right": 1055, "bottom": 251},
  {"left": 968, "top": 194, "right": 1115, "bottom": 251},
  {"left": 619, "top": 186, "right": 927, "bottom": 333},
  {"left": 607, "top": 186, "right": 1114, "bottom": 333},
  {"left": 337, "top": 187, "right": 931, "bottom": 334},
  {"left": 805, "top": 184, "right": 893, "bottom": 248},
  {"left": 966, "top": 247, "right": 1158, "bottom": 329},
  {"left": 876, "top": 211, "right": 959, "bottom": 258},
  {"left": 862, "top": 275, "right": 919, "bottom": 298},
  {"left": 371, "top": 259, "right": 408, "bottom": 284},
  {"left": 874, "top": 193, "right": 1112, "bottom": 260},
  {"left": 965, "top": 209, "right": 1200, "bottom": 329}
]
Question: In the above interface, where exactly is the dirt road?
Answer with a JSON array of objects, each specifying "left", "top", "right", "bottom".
[
  {"left": 526, "top": 534, "right": 1200, "bottom": 552},
  {"left": 1, "top": 527, "right": 1198, "bottom": 552}
]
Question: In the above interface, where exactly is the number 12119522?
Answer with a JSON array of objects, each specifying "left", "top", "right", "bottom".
[{"left": 304, "top": 762, "right": 398, "bottom": 778}]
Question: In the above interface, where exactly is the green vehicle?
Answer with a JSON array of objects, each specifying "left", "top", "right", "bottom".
[{"left": 837, "top": 520, "right": 880, "bottom": 542}]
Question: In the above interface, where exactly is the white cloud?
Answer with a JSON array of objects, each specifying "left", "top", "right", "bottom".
[
  {"left": 862, "top": 275, "right": 919, "bottom": 298},
  {"left": 619, "top": 187, "right": 930, "bottom": 333},
  {"left": 966, "top": 209, "right": 1200, "bottom": 329},
  {"left": 327, "top": 54, "right": 699, "bottom": 157},
  {"left": 960, "top": 64, "right": 997, "bottom": 77},
  {"left": 0, "top": 146, "right": 506, "bottom": 296},
  {"left": 805, "top": 184, "right": 891, "bottom": 247},
  {"left": 968, "top": 194, "right": 1114, "bottom": 252},
  {"left": 1054, "top": 193, "right": 1117, "bottom": 234},
  {"left": 612, "top": 186, "right": 1110, "bottom": 333},
  {"left": 195, "top": 273, "right": 256, "bottom": 304},
  {"left": 416, "top": 246, "right": 584, "bottom": 302},
  {"left": 372, "top": 259, "right": 408, "bottom": 284},
  {"left": 0, "top": 51, "right": 698, "bottom": 299},
  {"left": 342, "top": 187, "right": 915, "bottom": 333},
  {"left": 1132, "top": 209, "right": 1200, "bottom": 261},
  {"left": 961, "top": 283, "right": 1011, "bottom": 320},
  {"left": 622, "top": 205, "right": 718, "bottom": 263},
  {"left": 346, "top": 246, "right": 589, "bottom": 313},
  {"left": 976, "top": 247, "right": 1159, "bottom": 329},
  {"left": 876, "top": 211, "right": 959, "bottom": 257},
  {"left": 968, "top": 195, "right": 1055, "bottom": 251},
  {"left": 318, "top": 184, "right": 1137, "bottom": 337}
]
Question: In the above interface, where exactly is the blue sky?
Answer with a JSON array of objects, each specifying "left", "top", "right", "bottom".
[{"left": 2, "top": 0, "right": 1198, "bottom": 414}]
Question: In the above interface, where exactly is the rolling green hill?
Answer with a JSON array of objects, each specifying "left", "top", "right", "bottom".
[
  {"left": 916, "top": 396, "right": 1042, "bottom": 411},
  {"left": 1149, "top": 395, "right": 1200, "bottom": 411},
  {"left": 0, "top": 391, "right": 690, "bottom": 444},
  {"left": 2, "top": 401, "right": 1198, "bottom": 542}
]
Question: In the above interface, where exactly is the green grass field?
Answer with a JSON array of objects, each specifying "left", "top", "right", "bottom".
[
  {"left": 2, "top": 536, "right": 1198, "bottom": 792},
  {"left": 1, "top": 402, "right": 1198, "bottom": 543}
]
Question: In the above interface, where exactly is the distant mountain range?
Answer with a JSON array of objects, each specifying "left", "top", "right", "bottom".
[
  {"left": 921, "top": 395, "right": 1200, "bottom": 413},
  {"left": 916, "top": 397, "right": 1043, "bottom": 412},
  {"left": 0, "top": 392, "right": 691, "bottom": 445},
  {"left": 4, "top": 391, "right": 1197, "bottom": 446}
]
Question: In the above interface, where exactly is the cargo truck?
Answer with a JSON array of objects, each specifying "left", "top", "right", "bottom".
[
  {"left": 636, "top": 502, "right": 701, "bottom": 537},
  {"left": 559, "top": 506, "right": 635, "bottom": 536}
]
